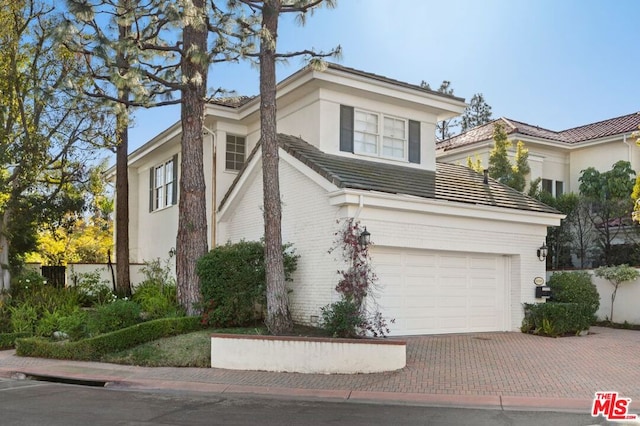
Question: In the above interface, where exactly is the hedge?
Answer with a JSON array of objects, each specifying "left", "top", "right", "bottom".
[
  {"left": 0, "top": 332, "right": 30, "bottom": 350},
  {"left": 547, "top": 271, "right": 599, "bottom": 316},
  {"left": 15, "top": 316, "right": 202, "bottom": 361},
  {"left": 522, "top": 302, "right": 593, "bottom": 337}
]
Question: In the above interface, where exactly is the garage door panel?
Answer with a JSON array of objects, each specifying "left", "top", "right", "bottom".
[{"left": 373, "top": 248, "right": 507, "bottom": 335}]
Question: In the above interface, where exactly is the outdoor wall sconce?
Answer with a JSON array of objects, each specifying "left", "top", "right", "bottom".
[
  {"left": 537, "top": 243, "right": 548, "bottom": 262},
  {"left": 359, "top": 227, "right": 371, "bottom": 247}
]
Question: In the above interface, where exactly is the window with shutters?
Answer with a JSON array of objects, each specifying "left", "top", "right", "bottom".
[
  {"left": 341, "top": 105, "right": 419, "bottom": 163},
  {"left": 353, "top": 109, "right": 407, "bottom": 160},
  {"left": 150, "top": 156, "right": 178, "bottom": 211}
]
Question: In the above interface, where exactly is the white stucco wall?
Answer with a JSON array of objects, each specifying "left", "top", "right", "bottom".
[
  {"left": 133, "top": 148, "right": 181, "bottom": 263},
  {"left": 569, "top": 140, "right": 632, "bottom": 192}
]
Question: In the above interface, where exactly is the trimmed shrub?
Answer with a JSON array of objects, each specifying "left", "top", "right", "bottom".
[
  {"left": 15, "top": 316, "right": 202, "bottom": 361},
  {"left": 548, "top": 271, "right": 599, "bottom": 317},
  {"left": 0, "top": 332, "right": 30, "bottom": 350},
  {"left": 197, "top": 240, "right": 299, "bottom": 327},
  {"left": 522, "top": 302, "right": 593, "bottom": 337}
]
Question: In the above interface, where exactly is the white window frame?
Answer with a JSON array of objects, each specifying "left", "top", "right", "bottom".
[
  {"left": 353, "top": 109, "right": 408, "bottom": 161},
  {"left": 153, "top": 158, "right": 176, "bottom": 211},
  {"left": 225, "top": 134, "right": 246, "bottom": 172}
]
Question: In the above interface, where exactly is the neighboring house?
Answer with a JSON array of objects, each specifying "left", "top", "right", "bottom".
[
  {"left": 119, "top": 63, "right": 563, "bottom": 336},
  {"left": 436, "top": 113, "right": 640, "bottom": 197}
]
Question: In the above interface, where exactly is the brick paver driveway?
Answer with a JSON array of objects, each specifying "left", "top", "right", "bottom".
[{"left": 1, "top": 326, "right": 638, "bottom": 403}]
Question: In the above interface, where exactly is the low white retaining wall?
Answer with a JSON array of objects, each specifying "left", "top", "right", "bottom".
[{"left": 211, "top": 334, "right": 406, "bottom": 374}]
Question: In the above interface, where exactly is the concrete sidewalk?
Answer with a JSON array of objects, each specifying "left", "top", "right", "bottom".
[{"left": 1, "top": 326, "right": 639, "bottom": 413}]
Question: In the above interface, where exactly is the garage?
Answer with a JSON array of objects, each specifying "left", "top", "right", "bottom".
[{"left": 371, "top": 248, "right": 509, "bottom": 336}]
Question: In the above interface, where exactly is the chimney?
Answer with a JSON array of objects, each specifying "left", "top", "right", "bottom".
[{"left": 483, "top": 169, "right": 489, "bottom": 184}]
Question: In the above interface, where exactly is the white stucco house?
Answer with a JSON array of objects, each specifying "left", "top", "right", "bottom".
[
  {"left": 436, "top": 112, "right": 640, "bottom": 197},
  {"left": 119, "top": 63, "right": 563, "bottom": 336}
]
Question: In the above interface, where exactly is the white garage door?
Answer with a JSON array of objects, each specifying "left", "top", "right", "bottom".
[{"left": 371, "top": 248, "right": 509, "bottom": 336}]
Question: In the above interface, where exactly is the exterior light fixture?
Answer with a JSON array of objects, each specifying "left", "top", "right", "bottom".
[
  {"left": 537, "top": 243, "right": 548, "bottom": 262},
  {"left": 359, "top": 227, "right": 371, "bottom": 247}
]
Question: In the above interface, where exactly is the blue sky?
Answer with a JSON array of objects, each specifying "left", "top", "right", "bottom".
[{"left": 127, "top": 0, "right": 640, "bottom": 152}]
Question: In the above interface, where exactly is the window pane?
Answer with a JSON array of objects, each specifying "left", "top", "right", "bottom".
[
  {"left": 165, "top": 160, "right": 173, "bottom": 183},
  {"left": 165, "top": 183, "right": 173, "bottom": 206},
  {"left": 226, "top": 135, "right": 246, "bottom": 171},
  {"left": 555, "top": 181, "right": 564, "bottom": 197},
  {"left": 542, "top": 179, "right": 553, "bottom": 194},
  {"left": 155, "top": 166, "right": 164, "bottom": 188}
]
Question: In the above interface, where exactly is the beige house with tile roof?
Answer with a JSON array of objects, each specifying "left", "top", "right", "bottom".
[
  {"left": 119, "top": 63, "right": 563, "bottom": 335},
  {"left": 436, "top": 112, "right": 640, "bottom": 196}
]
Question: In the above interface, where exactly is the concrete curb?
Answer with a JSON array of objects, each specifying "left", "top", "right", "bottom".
[{"left": 0, "top": 366, "right": 592, "bottom": 413}]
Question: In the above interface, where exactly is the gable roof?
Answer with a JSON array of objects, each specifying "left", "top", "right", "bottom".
[
  {"left": 221, "top": 134, "right": 558, "bottom": 215},
  {"left": 437, "top": 112, "right": 640, "bottom": 152}
]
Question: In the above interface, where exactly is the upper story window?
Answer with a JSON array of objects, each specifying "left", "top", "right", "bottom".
[
  {"left": 149, "top": 155, "right": 178, "bottom": 212},
  {"left": 341, "top": 105, "right": 420, "bottom": 164},
  {"left": 353, "top": 109, "right": 407, "bottom": 160},
  {"left": 542, "top": 178, "right": 563, "bottom": 197},
  {"left": 226, "top": 135, "right": 246, "bottom": 171}
]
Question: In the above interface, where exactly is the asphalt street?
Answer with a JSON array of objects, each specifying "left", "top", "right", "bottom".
[{"left": 0, "top": 379, "right": 616, "bottom": 426}]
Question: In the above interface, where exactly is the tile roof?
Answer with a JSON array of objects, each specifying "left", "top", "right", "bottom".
[
  {"left": 437, "top": 112, "right": 640, "bottom": 151},
  {"left": 220, "top": 134, "right": 559, "bottom": 215},
  {"left": 558, "top": 112, "right": 640, "bottom": 143}
]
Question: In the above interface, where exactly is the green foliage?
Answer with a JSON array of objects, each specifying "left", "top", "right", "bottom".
[
  {"left": 595, "top": 264, "right": 640, "bottom": 285},
  {"left": 487, "top": 123, "right": 531, "bottom": 192},
  {"left": 10, "top": 269, "right": 47, "bottom": 300},
  {"left": 522, "top": 302, "right": 593, "bottom": 337},
  {"left": 8, "top": 303, "right": 38, "bottom": 333},
  {"left": 321, "top": 299, "right": 363, "bottom": 338},
  {"left": 548, "top": 271, "right": 599, "bottom": 317},
  {"left": 87, "top": 299, "right": 142, "bottom": 335},
  {"left": 460, "top": 93, "right": 492, "bottom": 133},
  {"left": 579, "top": 161, "right": 637, "bottom": 266},
  {"left": 133, "top": 283, "right": 182, "bottom": 320},
  {"left": 72, "top": 271, "right": 114, "bottom": 306},
  {"left": 197, "top": 240, "right": 299, "bottom": 327},
  {"left": 57, "top": 309, "right": 89, "bottom": 341},
  {"left": 133, "top": 258, "right": 183, "bottom": 320},
  {"left": 0, "top": 332, "right": 30, "bottom": 349},
  {"left": 15, "top": 317, "right": 203, "bottom": 361},
  {"left": 595, "top": 264, "right": 640, "bottom": 323}
]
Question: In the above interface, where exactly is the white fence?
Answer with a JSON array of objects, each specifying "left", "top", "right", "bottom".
[{"left": 548, "top": 269, "right": 640, "bottom": 325}]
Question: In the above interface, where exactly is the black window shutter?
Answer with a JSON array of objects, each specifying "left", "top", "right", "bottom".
[
  {"left": 408, "top": 120, "right": 421, "bottom": 164},
  {"left": 340, "top": 105, "right": 354, "bottom": 153},
  {"left": 149, "top": 167, "right": 155, "bottom": 212},
  {"left": 171, "top": 154, "right": 178, "bottom": 205}
]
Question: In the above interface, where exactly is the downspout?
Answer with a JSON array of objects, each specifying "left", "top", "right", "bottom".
[
  {"left": 353, "top": 194, "right": 364, "bottom": 221},
  {"left": 203, "top": 126, "right": 216, "bottom": 248},
  {"left": 622, "top": 133, "right": 633, "bottom": 171}
]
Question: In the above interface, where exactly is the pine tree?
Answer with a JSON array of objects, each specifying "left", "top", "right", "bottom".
[{"left": 460, "top": 93, "right": 492, "bottom": 132}]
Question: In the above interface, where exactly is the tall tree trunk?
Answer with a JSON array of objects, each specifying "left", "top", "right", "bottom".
[
  {"left": 0, "top": 209, "right": 11, "bottom": 291},
  {"left": 176, "top": 0, "right": 208, "bottom": 316},
  {"left": 261, "top": 0, "right": 293, "bottom": 335},
  {"left": 115, "top": 111, "right": 131, "bottom": 296},
  {"left": 115, "top": 0, "right": 131, "bottom": 297}
]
